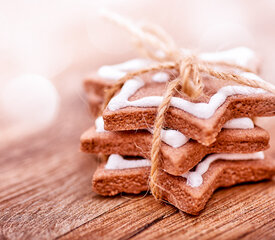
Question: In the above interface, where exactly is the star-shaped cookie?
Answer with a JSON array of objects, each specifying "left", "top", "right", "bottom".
[
  {"left": 102, "top": 67, "right": 275, "bottom": 145},
  {"left": 92, "top": 153, "right": 275, "bottom": 215},
  {"left": 81, "top": 118, "right": 269, "bottom": 175}
]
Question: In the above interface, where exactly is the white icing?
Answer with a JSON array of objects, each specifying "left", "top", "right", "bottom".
[
  {"left": 107, "top": 78, "right": 266, "bottom": 119},
  {"left": 105, "top": 152, "right": 264, "bottom": 188},
  {"left": 112, "top": 59, "right": 150, "bottom": 71},
  {"left": 199, "top": 47, "right": 258, "bottom": 72},
  {"left": 182, "top": 151, "right": 264, "bottom": 187},
  {"left": 152, "top": 72, "right": 170, "bottom": 83},
  {"left": 155, "top": 50, "right": 166, "bottom": 59},
  {"left": 185, "top": 172, "right": 203, "bottom": 188},
  {"left": 98, "top": 66, "right": 126, "bottom": 81},
  {"left": 147, "top": 128, "right": 189, "bottom": 148},
  {"left": 105, "top": 154, "right": 151, "bottom": 170},
  {"left": 108, "top": 79, "right": 145, "bottom": 110},
  {"left": 95, "top": 116, "right": 106, "bottom": 132},
  {"left": 97, "top": 59, "right": 151, "bottom": 81},
  {"left": 223, "top": 117, "right": 254, "bottom": 129}
]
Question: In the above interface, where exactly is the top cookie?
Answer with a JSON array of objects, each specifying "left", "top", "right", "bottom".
[{"left": 100, "top": 48, "right": 275, "bottom": 145}]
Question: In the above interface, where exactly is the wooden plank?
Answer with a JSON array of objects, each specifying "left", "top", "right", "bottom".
[
  {"left": 58, "top": 181, "right": 275, "bottom": 240},
  {"left": 58, "top": 196, "right": 177, "bottom": 240},
  {"left": 131, "top": 182, "right": 275, "bottom": 240},
  {"left": 0, "top": 138, "right": 131, "bottom": 239},
  {"left": 1, "top": 64, "right": 275, "bottom": 239},
  {"left": 0, "top": 67, "right": 132, "bottom": 239}
]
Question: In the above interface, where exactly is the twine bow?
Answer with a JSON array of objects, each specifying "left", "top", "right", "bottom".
[{"left": 100, "top": 10, "right": 275, "bottom": 200}]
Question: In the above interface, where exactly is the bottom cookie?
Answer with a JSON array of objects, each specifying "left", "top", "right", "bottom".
[{"left": 92, "top": 155, "right": 275, "bottom": 215}]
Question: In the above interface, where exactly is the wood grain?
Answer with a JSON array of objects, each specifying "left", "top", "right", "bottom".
[{"left": 0, "top": 63, "right": 274, "bottom": 240}]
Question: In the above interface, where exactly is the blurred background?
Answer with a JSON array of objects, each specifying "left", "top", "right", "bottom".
[{"left": 1, "top": 0, "right": 275, "bottom": 147}]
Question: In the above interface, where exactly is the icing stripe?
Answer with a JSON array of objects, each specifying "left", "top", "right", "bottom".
[
  {"left": 105, "top": 154, "right": 150, "bottom": 170},
  {"left": 107, "top": 78, "right": 266, "bottom": 119},
  {"left": 182, "top": 152, "right": 264, "bottom": 187},
  {"left": 104, "top": 152, "right": 264, "bottom": 187},
  {"left": 223, "top": 117, "right": 254, "bottom": 129},
  {"left": 199, "top": 47, "right": 258, "bottom": 72},
  {"left": 97, "top": 59, "right": 151, "bottom": 80},
  {"left": 152, "top": 72, "right": 170, "bottom": 82},
  {"left": 95, "top": 117, "right": 107, "bottom": 132}
]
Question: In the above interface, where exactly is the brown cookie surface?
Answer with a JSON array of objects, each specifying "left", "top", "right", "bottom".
[
  {"left": 83, "top": 74, "right": 114, "bottom": 116},
  {"left": 92, "top": 155, "right": 275, "bottom": 215},
  {"left": 81, "top": 126, "right": 270, "bottom": 175}
]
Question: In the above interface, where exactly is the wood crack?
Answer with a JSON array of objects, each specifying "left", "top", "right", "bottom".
[
  {"left": 55, "top": 198, "right": 131, "bottom": 239},
  {"left": 119, "top": 209, "right": 178, "bottom": 240}
]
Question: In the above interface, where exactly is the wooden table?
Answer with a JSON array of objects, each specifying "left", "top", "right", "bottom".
[{"left": 0, "top": 62, "right": 275, "bottom": 240}]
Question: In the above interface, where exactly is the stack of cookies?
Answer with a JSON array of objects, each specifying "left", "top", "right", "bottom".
[{"left": 81, "top": 47, "right": 275, "bottom": 215}]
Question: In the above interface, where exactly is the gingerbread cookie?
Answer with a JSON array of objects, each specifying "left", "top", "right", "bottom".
[
  {"left": 102, "top": 66, "right": 275, "bottom": 145},
  {"left": 92, "top": 153, "right": 275, "bottom": 215},
  {"left": 81, "top": 117, "right": 270, "bottom": 175},
  {"left": 93, "top": 48, "right": 274, "bottom": 146}
]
